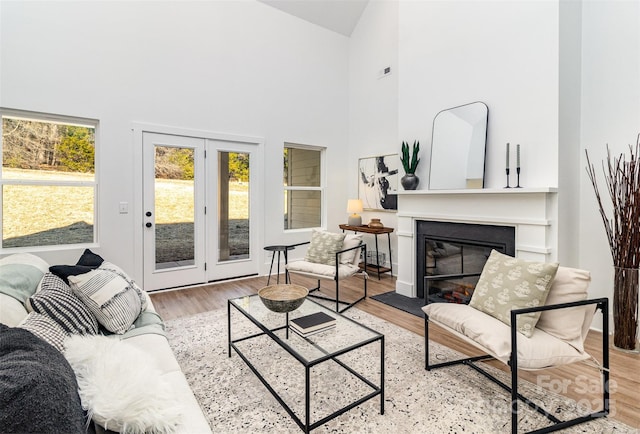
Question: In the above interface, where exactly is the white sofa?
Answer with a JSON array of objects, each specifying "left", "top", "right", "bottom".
[{"left": 0, "top": 253, "right": 211, "bottom": 434}]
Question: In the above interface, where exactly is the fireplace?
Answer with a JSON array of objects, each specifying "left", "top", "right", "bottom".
[
  {"left": 394, "top": 188, "right": 558, "bottom": 299},
  {"left": 416, "top": 220, "right": 515, "bottom": 301}
]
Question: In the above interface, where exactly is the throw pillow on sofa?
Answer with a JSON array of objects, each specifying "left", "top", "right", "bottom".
[
  {"left": 18, "top": 311, "right": 69, "bottom": 352},
  {"left": 0, "top": 253, "right": 49, "bottom": 304},
  {"left": 97, "top": 261, "right": 147, "bottom": 311},
  {"left": 65, "top": 334, "right": 184, "bottom": 434},
  {"left": 50, "top": 250, "right": 146, "bottom": 311},
  {"left": 50, "top": 248, "right": 105, "bottom": 285},
  {"left": 27, "top": 272, "right": 100, "bottom": 336},
  {"left": 77, "top": 248, "right": 105, "bottom": 268},
  {"left": 68, "top": 262, "right": 145, "bottom": 334}
]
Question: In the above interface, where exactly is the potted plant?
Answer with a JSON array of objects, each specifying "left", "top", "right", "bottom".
[
  {"left": 400, "top": 140, "right": 420, "bottom": 190},
  {"left": 585, "top": 136, "right": 640, "bottom": 352}
]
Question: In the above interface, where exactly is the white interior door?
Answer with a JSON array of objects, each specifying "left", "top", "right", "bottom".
[{"left": 142, "top": 132, "right": 206, "bottom": 290}]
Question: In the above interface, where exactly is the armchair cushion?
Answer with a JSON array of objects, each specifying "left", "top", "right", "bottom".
[
  {"left": 286, "top": 261, "right": 359, "bottom": 279},
  {"left": 305, "top": 230, "right": 346, "bottom": 266},
  {"left": 340, "top": 233, "right": 363, "bottom": 265},
  {"left": 424, "top": 303, "right": 589, "bottom": 369},
  {"left": 536, "top": 266, "right": 592, "bottom": 352},
  {"left": 469, "top": 250, "right": 559, "bottom": 337}
]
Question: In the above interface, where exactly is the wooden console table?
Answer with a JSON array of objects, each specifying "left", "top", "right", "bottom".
[{"left": 339, "top": 224, "right": 394, "bottom": 279}]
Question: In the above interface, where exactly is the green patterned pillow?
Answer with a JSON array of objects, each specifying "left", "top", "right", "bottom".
[
  {"left": 305, "top": 230, "right": 346, "bottom": 266},
  {"left": 469, "top": 250, "right": 559, "bottom": 337}
]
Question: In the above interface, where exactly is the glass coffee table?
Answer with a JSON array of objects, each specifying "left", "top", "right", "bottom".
[{"left": 228, "top": 294, "right": 384, "bottom": 433}]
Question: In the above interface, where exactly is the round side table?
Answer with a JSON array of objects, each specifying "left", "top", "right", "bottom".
[{"left": 264, "top": 245, "right": 296, "bottom": 285}]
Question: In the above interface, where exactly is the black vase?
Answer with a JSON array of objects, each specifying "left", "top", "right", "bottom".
[{"left": 401, "top": 173, "right": 419, "bottom": 190}]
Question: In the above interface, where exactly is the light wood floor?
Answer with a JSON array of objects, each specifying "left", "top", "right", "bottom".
[{"left": 150, "top": 273, "right": 640, "bottom": 429}]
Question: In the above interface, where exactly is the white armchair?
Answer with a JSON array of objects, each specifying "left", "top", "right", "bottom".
[
  {"left": 422, "top": 250, "right": 610, "bottom": 433},
  {"left": 285, "top": 230, "right": 368, "bottom": 313}
]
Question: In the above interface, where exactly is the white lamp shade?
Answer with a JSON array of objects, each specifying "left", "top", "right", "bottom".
[
  {"left": 347, "top": 199, "right": 363, "bottom": 226},
  {"left": 347, "top": 199, "right": 363, "bottom": 214}
]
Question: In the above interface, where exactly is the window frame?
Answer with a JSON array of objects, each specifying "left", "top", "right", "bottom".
[
  {"left": 283, "top": 143, "right": 325, "bottom": 231},
  {"left": 0, "top": 108, "right": 99, "bottom": 252}
]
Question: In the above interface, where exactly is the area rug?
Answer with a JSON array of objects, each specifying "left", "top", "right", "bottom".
[
  {"left": 370, "top": 291, "right": 424, "bottom": 317},
  {"left": 165, "top": 307, "right": 635, "bottom": 433}
]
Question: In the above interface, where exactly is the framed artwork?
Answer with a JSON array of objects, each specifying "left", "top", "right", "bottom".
[{"left": 358, "top": 154, "right": 399, "bottom": 211}]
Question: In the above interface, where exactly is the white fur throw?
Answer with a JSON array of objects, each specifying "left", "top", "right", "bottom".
[{"left": 64, "top": 335, "right": 183, "bottom": 434}]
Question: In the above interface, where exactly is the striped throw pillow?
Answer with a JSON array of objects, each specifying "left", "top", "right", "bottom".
[
  {"left": 98, "top": 262, "right": 147, "bottom": 311},
  {"left": 19, "top": 312, "right": 69, "bottom": 352},
  {"left": 27, "top": 273, "right": 99, "bottom": 336},
  {"left": 68, "top": 264, "right": 143, "bottom": 335}
]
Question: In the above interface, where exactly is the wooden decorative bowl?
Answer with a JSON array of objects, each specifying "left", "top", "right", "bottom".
[{"left": 258, "top": 284, "right": 308, "bottom": 313}]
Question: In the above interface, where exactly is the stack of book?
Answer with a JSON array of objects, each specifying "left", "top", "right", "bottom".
[{"left": 289, "top": 311, "right": 336, "bottom": 338}]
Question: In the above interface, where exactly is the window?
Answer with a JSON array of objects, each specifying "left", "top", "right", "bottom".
[
  {"left": 1, "top": 110, "right": 97, "bottom": 249},
  {"left": 283, "top": 145, "right": 323, "bottom": 230}
]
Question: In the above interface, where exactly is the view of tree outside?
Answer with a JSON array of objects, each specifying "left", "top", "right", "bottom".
[
  {"left": 1, "top": 115, "right": 96, "bottom": 247},
  {"left": 1, "top": 114, "right": 252, "bottom": 255},
  {"left": 228, "top": 152, "right": 249, "bottom": 182},
  {"left": 2, "top": 117, "right": 95, "bottom": 175},
  {"left": 152, "top": 147, "right": 250, "bottom": 265},
  {"left": 154, "top": 148, "right": 249, "bottom": 182}
]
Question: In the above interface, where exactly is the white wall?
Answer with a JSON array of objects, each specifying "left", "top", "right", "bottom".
[
  {"left": 579, "top": 0, "right": 640, "bottom": 328},
  {"left": 0, "top": 1, "right": 350, "bottom": 280},
  {"left": 557, "top": 0, "right": 582, "bottom": 267},
  {"left": 350, "top": 0, "right": 640, "bottom": 323},
  {"left": 348, "top": 0, "right": 399, "bottom": 268},
  {"left": 348, "top": 0, "right": 563, "bottom": 274},
  {"left": 398, "top": 0, "right": 560, "bottom": 190}
]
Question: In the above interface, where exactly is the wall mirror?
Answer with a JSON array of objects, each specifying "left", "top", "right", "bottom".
[{"left": 428, "top": 102, "right": 488, "bottom": 190}]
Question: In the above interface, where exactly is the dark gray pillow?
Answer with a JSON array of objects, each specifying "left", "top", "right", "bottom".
[
  {"left": 77, "top": 249, "right": 104, "bottom": 268},
  {"left": 49, "top": 264, "right": 94, "bottom": 285},
  {"left": 0, "top": 324, "right": 88, "bottom": 433},
  {"left": 49, "top": 249, "right": 105, "bottom": 284}
]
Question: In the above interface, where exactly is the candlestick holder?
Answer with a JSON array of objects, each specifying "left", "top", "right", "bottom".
[
  {"left": 515, "top": 167, "right": 522, "bottom": 188},
  {"left": 505, "top": 168, "right": 511, "bottom": 188}
]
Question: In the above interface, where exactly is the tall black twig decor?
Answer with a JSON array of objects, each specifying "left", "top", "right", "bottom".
[{"left": 586, "top": 135, "right": 640, "bottom": 351}]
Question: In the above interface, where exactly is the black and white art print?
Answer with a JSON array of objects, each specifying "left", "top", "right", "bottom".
[{"left": 358, "top": 154, "right": 399, "bottom": 211}]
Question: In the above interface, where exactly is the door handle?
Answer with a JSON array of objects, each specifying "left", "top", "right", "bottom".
[
  {"left": 145, "top": 222, "right": 152, "bottom": 228},
  {"left": 146, "top": 211, "right": 152, "bottom": 217}
]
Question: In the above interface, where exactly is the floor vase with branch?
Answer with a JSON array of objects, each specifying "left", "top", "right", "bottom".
[{"left": 586, "top": 137, "right": 640, "bottom": 352}]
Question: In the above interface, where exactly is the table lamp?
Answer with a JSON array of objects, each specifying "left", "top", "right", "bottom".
[{"left": 347, "top": 199, "right": 363, "bottom": 226}]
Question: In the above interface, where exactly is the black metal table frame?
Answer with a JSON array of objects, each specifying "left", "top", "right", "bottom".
[
  {"left": 339, "top": 226, "right": 393, "bottom": 279},
  {"left": 228, "top": 298, "right": 385, "bottom": 433},
  {"left": 368, "top": 230, "right": 393, "bottom": 279},
  {"left": 264, "top": 244, "right": 297, "bottom": 285}
]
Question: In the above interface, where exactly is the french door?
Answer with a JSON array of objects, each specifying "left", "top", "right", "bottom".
[
  {"left": 206, "top": 141, "right": 257, "bottom": 281},
  {"left": 142, "top": 132, "right": 259, "bottom": 290}
]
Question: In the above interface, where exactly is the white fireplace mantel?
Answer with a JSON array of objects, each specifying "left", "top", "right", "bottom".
[{"left": 395, "top": 187, "right": 558, "bottom": 298}]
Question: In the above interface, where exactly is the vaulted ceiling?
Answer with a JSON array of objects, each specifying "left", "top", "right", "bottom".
[{"left": 258, "top": 0, "right": 368, "bottom": 36}]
